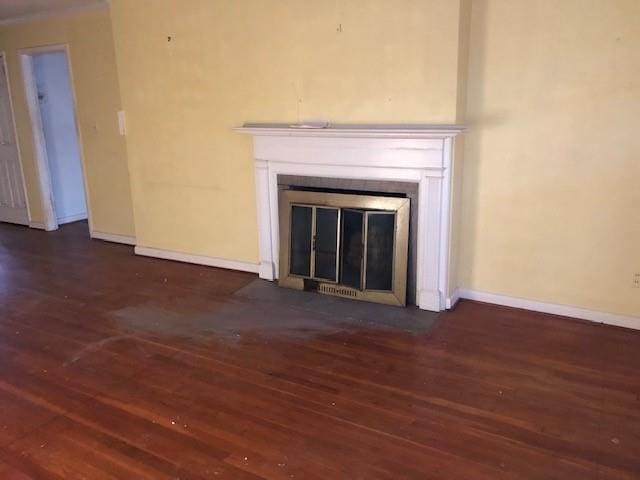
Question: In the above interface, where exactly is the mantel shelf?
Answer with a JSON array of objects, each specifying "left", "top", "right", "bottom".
[{"left": 235, "top": 123, "right": 465, "bottom": 139}]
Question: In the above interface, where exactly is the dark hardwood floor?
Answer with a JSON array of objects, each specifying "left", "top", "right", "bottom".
[{"left": 1, "top": 221, "right": 639, "bottom": 479}]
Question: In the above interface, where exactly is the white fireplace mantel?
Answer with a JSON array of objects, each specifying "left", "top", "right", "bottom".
[{"left": 236, "top": 123, "right": 464, "bottom": 312}]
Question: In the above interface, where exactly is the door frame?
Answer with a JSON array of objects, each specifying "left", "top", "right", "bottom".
[
  {"left": 0, "top": 50, "right": 31, "bottom": 225},
  {"left": 19, "top": 44, "right": 93, "bottom": 232}
]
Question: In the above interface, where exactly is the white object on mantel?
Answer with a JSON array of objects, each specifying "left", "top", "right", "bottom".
[{"left": 235, "top": 122, "right": 465, "bottom": 312}]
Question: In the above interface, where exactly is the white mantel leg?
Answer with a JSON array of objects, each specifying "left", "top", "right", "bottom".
[
  {"left": 254, "top": 159, "right": 276, "bottom": 280},
  {"left": 416, "top": 174, "right": 444, "bottom": 311}
]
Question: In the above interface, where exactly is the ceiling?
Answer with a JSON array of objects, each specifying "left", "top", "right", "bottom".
[{"left": 0, "top": 0, "right": 107, "bottom": 23}]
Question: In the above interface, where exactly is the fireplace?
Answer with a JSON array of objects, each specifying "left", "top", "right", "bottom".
[
  {"left": 278, "top": 188, "right": 410, "bottom": 306},
  {"left": 236, "top": 123, "right": 464, "bottom": 312}
]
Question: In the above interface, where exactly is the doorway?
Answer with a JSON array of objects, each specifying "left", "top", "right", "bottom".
[
  {"left": 0, "top": 52, "right": 29, "bottom": 226},
  {"left": 20, "top": 46, "right": 89, "bottom": 232}
]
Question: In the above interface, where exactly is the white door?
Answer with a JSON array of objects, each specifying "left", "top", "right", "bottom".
[
  {"left": 0, "top": 56, "right": 28, "bottom": 225},
  {"left": 33, "top": 52, "right": 86, "bottom": 224}
]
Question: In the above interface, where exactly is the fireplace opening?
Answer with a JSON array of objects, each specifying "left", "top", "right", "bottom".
[
  {"left": 279, "top": 189, "right": 410, "bottom": 306},
  {"left": 288, "top": 184, "right": 407, "bottom": 199}
]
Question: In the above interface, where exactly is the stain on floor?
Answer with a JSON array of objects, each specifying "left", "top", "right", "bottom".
[{"left": 110, "top": 279, "right": 439, "bottom": 340}]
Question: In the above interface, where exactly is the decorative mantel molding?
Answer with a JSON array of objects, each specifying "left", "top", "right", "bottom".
[
  {"left": 236, "top": 123, "right": 464, "bottom": 312},
  {"left": 235, "top": 123, "right": 464, "bottom": 139}
]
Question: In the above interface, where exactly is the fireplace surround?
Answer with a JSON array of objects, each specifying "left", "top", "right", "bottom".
[{"left": 236, "top": 123, "right": 464, "bottom": 312}]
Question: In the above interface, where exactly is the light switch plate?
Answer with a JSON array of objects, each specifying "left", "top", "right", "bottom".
[{"left": 117, "top": 110, "right": 126, "bottom": 136}]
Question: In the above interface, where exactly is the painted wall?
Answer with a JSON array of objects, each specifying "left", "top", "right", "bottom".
[
  {"left": 460, "top": 0, "right": 640, "bottom": 317},
  {"left": 109, "top": 0, "right": 468, "bottom": 263},
  {"left": 0, "top": 8, "right": 135, "bottom": 237},
  {"left": 109, "top": 0, "right": 638, "bottom": 318},
  {"left": 33, "top": 51, "right": 87, "bottom": 224},
  {"left": 448, "top": 0, "right": 472, "bottom": 297}
]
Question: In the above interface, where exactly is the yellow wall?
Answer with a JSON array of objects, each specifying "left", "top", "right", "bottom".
[
  {"left": 0, "top": 9, "right": 135, "bottom": 237},
  {"left": 448, "top": 0, "right": 472, "bottom": 295},
  {"left": 461, "top": 0, "right": 640, "bottom": 317},
  {"left": 109, "top": 0, "right": 467, "bottom": 262},
  {"left": 108, "top": 0, "right": 638, "bottom": 317}
]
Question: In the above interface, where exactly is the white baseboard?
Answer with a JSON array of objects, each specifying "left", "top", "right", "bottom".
[
  {"left": 29, "top": 221, "right": 47, "bottom": 230},
  {"left": 448, "top": 288, "right": 640, "bottom": 331},
  {"left": 135, "top": 246, "right": 259, "bottom": 274},
  {"left": 91, "top": 231, "right": 136, "bottom": 246},
  {"left": 57, "top": 212, "right": 88, "bottom": 225}
]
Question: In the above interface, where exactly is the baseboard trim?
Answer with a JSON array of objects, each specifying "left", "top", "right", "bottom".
[
  {"left": 29, "top": 221, "right": 46, "bottom": 230},
  {"left": 91, "top": 231, "right": 136, "bottom": 246},
  {"left": 450, "top": 288, "right": 640, "bottom": 331},
  {"left": 135, "top": 246, "right": 259, "bottom": 274},
  {"left": 58, "top": 212, "right": 88, "bottom": 225}
]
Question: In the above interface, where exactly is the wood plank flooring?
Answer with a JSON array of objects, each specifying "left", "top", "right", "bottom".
[{"left": 0, "top": 221, "right": 639, "bottom": 479}]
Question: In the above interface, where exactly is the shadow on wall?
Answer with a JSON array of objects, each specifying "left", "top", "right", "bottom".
[
  {"left": 459, "top": 0, "right": 514, "bottom": 289},
  {"left": 459, "top": 0, "right": 489, "bottom": 288}
]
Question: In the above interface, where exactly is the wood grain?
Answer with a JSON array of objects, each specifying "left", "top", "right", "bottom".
[{"left": 0, "top": 221, "right": 638, "bottom": 479}]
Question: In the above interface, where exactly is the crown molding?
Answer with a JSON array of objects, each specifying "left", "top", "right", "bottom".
[{"left": 0, "top": 1, "right": 108, "bottom": 27}]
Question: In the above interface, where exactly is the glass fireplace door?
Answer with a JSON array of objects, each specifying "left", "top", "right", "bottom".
[
  {"left": 289, "top": 205, "right": 313, "bottom": 277},
  {"left": 281, "top": 190, "right": 409, "bottom": 306},
  {"left": 289, "top": 204, "right": 340, "bottom": 283},
  {"left": 313, "top": 207, "right": 340, "bottom": 282},
  {"left": 289, "top": 203, "right": 397, "bottom": 292},
  {"left": 364, "top": 211, "right": 395, "bottom": 291},
  {"left": 340, "top": 209, "right": 364, "bottom": 289}
]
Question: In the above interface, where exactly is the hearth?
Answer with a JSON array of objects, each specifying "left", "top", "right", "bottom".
[{"left": 278, "top": 189, "right": 409, "bottom": 306}]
